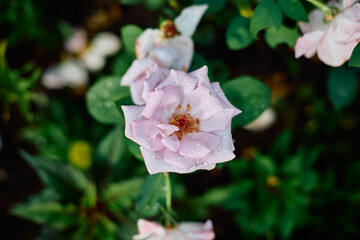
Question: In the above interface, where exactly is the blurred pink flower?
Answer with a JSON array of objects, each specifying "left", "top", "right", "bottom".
[
  {"left": 122, "top": 66, "right": 240, "bottom": 174},
  {"left": 295, "top": 0, "right": 360, "bottom": 67},
  {"left": 135, "top": 5, "right": 208, "bottom": 71},
  {"left": 121, "top": 58, "right": 169, "bottom": 105},
  {"left": 133, "top": 219, "right": 215, "bottom": 240},
  {"left": 64, "top": 28, "right": 87, "bottom": 54}
]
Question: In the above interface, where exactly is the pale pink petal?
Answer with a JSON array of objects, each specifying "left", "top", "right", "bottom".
[
  {"left": 121, "top": 58, "right": 156, "bottom": 86},
  {"left": 342, "top": 0, "right": 359, "bottom": 9},
  {"left": 188, "top": 85, "right": 224, "bottom": 120},
  {"left": 91, "top": 32, "right": 121, "bottom": 57},
  {"left": 211, "top": 82, "right": 242, "bottom": 116},
  {"left": 199, "top": 109, "right": 237, "bottom": 132},
  {"left": 131, "top": 120, "right": 165, "bottom": 151},
  {"left": 64, "top": 28, "right": 87, "bottom": 54},
  {"left": 122, "top": 105, "right": 144, "bottom": 140},
  {"left": 81, "top": 49, "right": 105, "bottom": 71},
  {"left": 177, "top": 220, "right": 215, "bottom": 240},
  {"left": 206, "top": 126, "right": 236, "bottom": 164},
  {"left": 243, "top": 107, "right": 277, "bottom": 132},
  {"left": 295, "top": 31, "right": 325, "bottom": 58},
  {"left": 174, "top": 4, "right": 208, "bottom": 37},
  {"left": 299, "top": 10, "right": 324, "bottom": 33},
  {"left": 188, "top": 66, "right": 212, "bottom": 91},
  {"left": 165, "top": 36, "right": 194, "bottom": 71},
  {"left": 179, "top": 132, "right": 221, "bottom": 158}
]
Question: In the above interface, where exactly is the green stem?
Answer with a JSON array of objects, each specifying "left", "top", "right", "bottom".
[
  {"left": 164, "top": 172, "right": 172, "bottom": 212},
  {"left": 306, "top": 0, "right": 333, "bottom": 19},
  {"left": 164, "top": 172, "right": 172, "bottom": 226}
]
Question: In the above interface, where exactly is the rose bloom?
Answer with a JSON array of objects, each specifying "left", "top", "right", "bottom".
[
  {"left": 295, "top": 0, "right": 360, "bottom": 67},
  {"left": 133, "top": 219, "right": 215, "bottom": 240},
  {"left": 121, "top": 64, "right": 240, "bottom": 174},
  {"left": 135, "top": 4, "right": 208, "bottom": 71}
]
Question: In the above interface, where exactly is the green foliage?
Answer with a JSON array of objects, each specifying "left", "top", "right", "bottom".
[
  {"left": 222, "top": 76, "right": 272, "bottom": 126},
  {"left": 226, "top": 16, "right": 254, "bottom": 50},
  {"left": 21, "top": 151, "right": 96, "bottom": 207},
  {"left": 112, "top": 51, "right": 133, "bottom": 77},
  {"left": 349, "top": 42, "right": 360, "bottom": 67},
  {"left": 194, "top": 0, "right": 226, "bottom": 14},
  {"left": 144, "top": 0, "right": 167, "bottom": 10},
  {"left": 265, "top": 25, "right": 300, "bottom": 48},
  {"left": 327, "top": 67, "right": 358, "bottom": 110},
  {"left": 101, "top": 178, "right": 143, "bottom": 211},
  {"left": 277, "top": 0, "right": 308, "bottom": 22},
  {"left": 11, "top": 202, "right": 78, "bottom": 229},
  {"left": 96, "top": 125, "right": 127, "bottom": 166},
  {"left": 136, "top": 173, "right": 166, "bottom": 217},
  {"left": 250, "top": 0, "right": 282, "bottom": 38},
  {"left": 86, "top": 76, "right": 132, "bottom": 124},
  {"left": 0, "top": 40, "right": 41, "bottom": 121},
  {"left": 121, "top": 24, "right": 143, "bottom": 57}
]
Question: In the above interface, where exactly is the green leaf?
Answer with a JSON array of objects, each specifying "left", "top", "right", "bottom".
[
  {"left": 255, "top": 154, "right": 276, "bottom": 175},
  {"left": 264, "top": 25, "right": 300, "bottom": 48},
  {"left": 21, "top": 151, "right": 96, "bottom": 206},
  {"left": 250, "top": 0, "right": 282, "bottom": 38},
  {"left": 101, "top": 178, "right": 143, "bottom": 211},
  {"left": 327, "top": 67, "right": 358, "bottom": 109},
  {"left": 11, "top": 202, "right": 78, "bottom": 229},
  {"left": 222, "top": 76, "right": 271, "bottom": 126},
  {"left": 145, "top": 0, "right": 166, "bottom": 10},
  {"left": 86, "top": 76, "right": 131, "bottom": 124},
  {"left": 92, "top": 215, "right": 117, "bottom": 240},
  {"left": 120, "top": 25, "right": 143, "bottom": 57},
  {"left": 119, "top": 0, "right": 142, "bottom": 5},
  {"left": 194, "top": 0, "right": 226, "bottom": 14},
  {"left": 281, "top": 153, "right": 303, "bottom": 175},
  {"left": 277, "top": 0, "right": 308, "bottom": 22},
  {"left": 226, "top": 16, "right": 254, "bottom": 50},
  {"left": 136, "top": 173, "right": 166, "bottom": 217},
  {"left": 349, "top": 42, "right": 360, "bottom": 67},
  {"left": 126, "top": 138, "right": 143, "bottom": 161},
  {"left": 112, "top": 52, "right": 133, "bottom": 76},
  {"left": 96, "top": 125, "right": 127, "bottom": 166}
]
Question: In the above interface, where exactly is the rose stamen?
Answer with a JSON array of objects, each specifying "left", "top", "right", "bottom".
[{"left": 169, "top": 104, "right": 199, "bottom": 140}]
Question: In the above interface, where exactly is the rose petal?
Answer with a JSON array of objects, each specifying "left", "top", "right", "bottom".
[
  {"left": 295, "top": 30, "right": 325, "bottom": 58},
  {"left": 179, "top": 132, "right": 221, "bottom": 158},
  {"left": 174, "top": 4, "right": 208, "bottom": 37},
  {"left": 122, "top": 105, "right": 144, "bottom": 140}
]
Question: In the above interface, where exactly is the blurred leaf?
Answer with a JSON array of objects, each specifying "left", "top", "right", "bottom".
[
  {"left": 145, "top": 0, "right": 166, "bottom": 10},
  {"left": 119, "top": 0, "right": 142, "bottom": 5},
  {"left": 208, "top": 59, "right": 230, "bottom": 83},
  {"left": 281, "top": 153, "right": 303, "bottom": 175},
  {"left": 194, "top": 0, "right": 226, "bottom": 14},
  {"left": 349, "top": 42, "right": 360, "bottom": 67},
  {"left": 226, "top": 16, "right": 254, "bottom": 50},
  {"left": 136, "top": 173, "right": 166, "bottom": 217},
  {"left": 264, "top": 25, "right": 300, "bottom": 48},
  {"left": 250, "top": 0, "right": 282, "bottom": 38},
  {"left": 193, "top": 24, "right": 216, "bottom": 47},
  {"left": 112, "top": 52, "right": 133, "bottom": 76},
  {"left": 277, "top": 0, "right": 308, "bottom": 22},
  {"left": 222, "top": 75, "right": 271, "bottom": 126},
  {"left": 101, "top": 178, "right": 143, "bottom": 211},
  {"left": 126, "top": 138, "right": 143, "bottom": 161},
  {"left": 195, "top": 185, "right": 236, "bottom": 206},
  {"left": 189, "top": 52, "right": 208, "bottom": 72},
  {"left": 92, "top": 215, "right": 117, "bottom": 240},
  {"left": 97, "top": 125, "right": 127, "bottom": 166},
  {"left": 21, "top": 151, "right": 96, "bottom": 206},
  {"left": 327, "top": 67, "right": 357, "bottom": 110},
  {"left": 255, "top": 154, "right": 276, "bottom": 175},
  {"left": 121, "top": 25, "right": 142, "bottom": 57},
  {"left": 269, "top": 129, "right": 292, "bottom": 159},
  {"left": 11, "top": 202, "right": 78, "bottom": 229},
  {"left": 86, "top": 76, "right": 131, "bottom": 124}
]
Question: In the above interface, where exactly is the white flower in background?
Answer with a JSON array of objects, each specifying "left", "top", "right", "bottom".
[
  {"left": 41, "top": 59, "right": 88, "bottom": 89},
  {"left": 82, "top": 32, "right": 121, "bottom": 71},
  {"left": 243, "top": 107, "right": 277, "bottom": 132},
  {"left": 295, "top": 0, "right": 360, "bottom": 67},
  {"left": 136, "top": 4, "right": 208, "bottom": 71},
  {"left": 133, "top": 219, "right": 215, "bottom": 240},
  {"left": 64, "top": 28, "right": 87, "bottom": 54},
  {"left": 42, "top": 29, "right": 121, "bottom": 89}
]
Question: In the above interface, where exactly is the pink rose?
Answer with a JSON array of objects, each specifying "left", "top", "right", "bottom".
[
  {"left": 295, "top": 0, "right": 360, "bottom": 67},
  {"left": 121, "top": 65, "right": 241, "bottom": 174},
  {"left": 135, "top": 5, "right": 208, "bottom": 71},
  {"left": 121, "top": 58, "right": 170, "bottom": 105},
  {"left": 133, "top": 219, "right": 215, "bottom": 240}
]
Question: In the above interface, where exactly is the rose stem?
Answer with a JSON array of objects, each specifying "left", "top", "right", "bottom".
[{"left": 164, "top": 172, "right": 172, "bottom": 226}]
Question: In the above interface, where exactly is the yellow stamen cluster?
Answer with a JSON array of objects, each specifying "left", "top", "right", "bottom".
[{"left": 169, "top": 104, "right": 200, "bottom": 140}]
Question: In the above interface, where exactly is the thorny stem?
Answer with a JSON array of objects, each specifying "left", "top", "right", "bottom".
[{"left": 164, "top": 172, "right": 172, "bottom": 226}]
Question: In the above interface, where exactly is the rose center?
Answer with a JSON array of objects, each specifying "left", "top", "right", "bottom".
[
  {"left": 160, "top": 20, "right": 180, "bottom": 38},
  {"left": 169, "top": 105, "right": 199, "bottom": 140}
]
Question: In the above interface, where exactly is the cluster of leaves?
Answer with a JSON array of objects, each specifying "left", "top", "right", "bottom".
[{"left": 0, "top": 41, "right": 41, "bottom": 121}]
